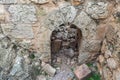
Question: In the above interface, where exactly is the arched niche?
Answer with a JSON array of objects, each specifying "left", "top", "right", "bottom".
[{"left": 50, "top": 24, "right": 82, "bottom": 66}]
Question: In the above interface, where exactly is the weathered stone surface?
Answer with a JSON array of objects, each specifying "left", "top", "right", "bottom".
[
  {"left": 10, "top": 56, "right": 23, "bottom": 76},
  {"left": 1, "top": 24, "right": 34, "bottom": 38},
  {"left": 0, "top": 0, "right": 17, "bottom": 4},
  {"left": 73, "top": 11, "right": 97, "bottom": 39},
  {"left": 45, "top": 10, "right": 65, "bottom": 30},
  {"left": 59, "top": 2, "right": 77, "bottom": 23},
  {"left": 0, "top": 5, "right": 6, "bottom": 21},
  {"left": 0, "top": 1, "right": 120, "bottom": 80},
  {"left": 8, "top": 5, "right": 37, "bottom": 23},
  {"left": 52, "top": 64, "right": 74, "bottom": 80},
  {"left": 107, "top": 58, "right": 117, "bottom": 69},
  {"left": 97, "top": 23, "right": 120, "bottom": 80},
  {"left": 19, "top": 0, "right": 31, "bottom": 3},
  {"left": 0, "top": 37, "right": 16, "bottom": 68},
  {"left": 96, "top": 24, "right": 108, "bottom": 40},
  {"left": 11, "top": 24, "right": 34, "bottom": 38},
  {"left": 45, "top": 3, "right": 77, "bottom": 30},
  {"left": 0, "top": 48, "right": 9, "bottom": 67},
  {"left": 116, "top": 0, "right": 120, "bottom": 3},
  {"left": 115, "top": 69, "right": 120, "bottom": 80},
  {"left": 0, "top": 5, "right": 5, "bottom": 15},
  {"left": 98, "top": 55, "right": 104, "bottom": 63},
  {"left": 74, "top": 64, "right": 91, "bottom": 80},
  {"left": 73, "top": 11, "right": 92, "bottom": 28},
  {"left": 86, "top": 1, "right": 109, "bottom": 19},
  {"left": 78, "top": 52, "right": 90, "bottom": 64},
  {"left": 30, "top": 0, "right": 49, "bottom": 4},
  {"left": 36, "top": 75, "right": 46, "bottom": 80},
  {"left": 9, "top": 55, "right": 33, "bottom": 80},
  {"left": 41, "top": 62, "right": 56, "bottom": 76},
  {"left": 82, "top": 40, "right": 101, "bottom": 52}
]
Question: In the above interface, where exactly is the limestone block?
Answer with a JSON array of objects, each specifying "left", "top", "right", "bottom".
[
  {"left": 73, "top": 11, "right": 92, "bottom": 28},
  {"left": 74, "top": 64, "right": 91, "bottom": 80},
  {"left": 107, "top": 58, "right": 117, "bottom": 69},
  {"left": 73, "top": 11, "right": 97, "bottom": 39},
  {"left": 41, "top": 62, "right": 56, "bottom": 76},
  {"left": 81, "top": 40, "right": 101, "bottom": 52},
  {"left": 12, "top": 24, "right": 34, "bottom": 38},
  {"left": 85, "top": 2, "right": 109, "bottom": 19},
  {"left": 45, "top": 10, "right": 65, "bottom": 31},
  {"left": 8, "top": 5, "right": 37, "bottom": 23},
  {"left": 1, "top": 24, "right": 34, "bottom": 39},
  {"left": 0, "top": 0, "right": 17, "bottom": 4},
  {"left": 59, "top": 3, "right": 77, "bottom": 23}
]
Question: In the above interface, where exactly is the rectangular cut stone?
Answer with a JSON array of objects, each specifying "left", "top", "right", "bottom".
[
  {"left": 8, "top": 5, "right": 37, "bottom": 23},
  {"left": 12, "top": 24, "right": 34, "bottom": 38},
  {"left": 1, "top": 24, "right": 34, "bottom": 39},
  {"left": 0, "top": 0, "right": 17, "bottom": 4},
  {"left": 74, "top": 64, "right": 91, "bottom": 80}
]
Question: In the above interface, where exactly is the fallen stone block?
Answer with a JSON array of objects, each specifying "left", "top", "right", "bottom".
[
  {"left": 41, "top": 62, "right": 56, "bottom": 76},
  {"left": 74, "top": 64, "right": 91, "bottom": 80}
]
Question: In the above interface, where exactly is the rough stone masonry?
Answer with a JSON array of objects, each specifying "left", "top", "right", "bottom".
[{"left": 0, "top": 0, "right": 120, "bottom": 80}]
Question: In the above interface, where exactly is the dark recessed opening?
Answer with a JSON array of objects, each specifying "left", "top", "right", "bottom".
[{"left": 51, "top": 24, "right": 82, "bottom": 67}]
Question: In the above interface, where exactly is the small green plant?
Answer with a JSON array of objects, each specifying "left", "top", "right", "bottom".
[
  {"left": 86, "top": 72, "right": 101, "bottom": 80},
  {"left": 86, "top": 62, "right": 101, "bottom": 80},
  {"left": 32, "top": 66, "right": 41, "bottom": 76},
  {"left": 87, "top": 63, "right": 93, "bottom": 67},
  {"left": 29, "top": 53, "right": 35, "bottom": 59}
]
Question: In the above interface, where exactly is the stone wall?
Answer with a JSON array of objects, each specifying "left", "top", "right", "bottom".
[{"left": 0, "top": 0, "right": 120, "bottom": 80}]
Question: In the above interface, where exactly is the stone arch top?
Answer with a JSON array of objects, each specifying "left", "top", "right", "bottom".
[
  {"left": 44, "top": 4, "right": 97, "bottom": 39},
  {"left": 44, "top": 3, "right": 77, "bottom": 31}
]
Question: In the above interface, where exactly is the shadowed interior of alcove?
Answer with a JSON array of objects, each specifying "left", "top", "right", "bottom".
[{"left": 51, "top": 24, "right": 82, "bottom": 67}]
